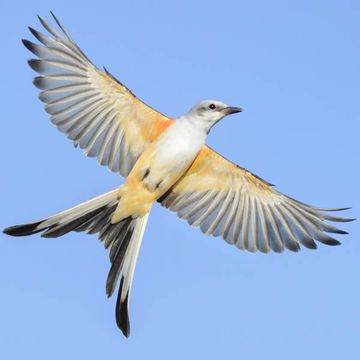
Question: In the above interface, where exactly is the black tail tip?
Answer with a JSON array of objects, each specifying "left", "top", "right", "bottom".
[
  {"left": 121, "top": 326, "right": 130, "bottom": 338},
  {"left": 3, "top": 221, "right": 43, "bottom": 237},
  {"left": 116, "top": 299, "right": 130, "bottom": 338},
  {"left": 116, "top": 279, "right": 131, "bottom": 338}
]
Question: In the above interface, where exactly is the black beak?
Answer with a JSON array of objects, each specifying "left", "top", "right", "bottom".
[{"left": 224, "top": 106, "right": 242, "bottom": 115}]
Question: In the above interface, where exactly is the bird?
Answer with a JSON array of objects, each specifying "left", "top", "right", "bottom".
[{"left": 3, "top": 13, "right": 354, "bottom": 338}]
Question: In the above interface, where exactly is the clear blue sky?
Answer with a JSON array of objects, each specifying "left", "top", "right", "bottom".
[{"left": 1, "top": 1, "right": 359, "bottom": 359}]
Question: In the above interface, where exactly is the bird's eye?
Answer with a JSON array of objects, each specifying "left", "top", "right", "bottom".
[{"left": 209, "top": 104, "right": 216, "bottom": 110}]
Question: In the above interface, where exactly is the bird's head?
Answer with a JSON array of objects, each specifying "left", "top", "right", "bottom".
[{"left": 187, "top": 100, "right": 242, "bottom": 133}]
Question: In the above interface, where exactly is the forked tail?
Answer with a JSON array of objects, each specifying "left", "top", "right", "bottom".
[{"left": 3, "top": 189, "right": 149, "bottom": 337}]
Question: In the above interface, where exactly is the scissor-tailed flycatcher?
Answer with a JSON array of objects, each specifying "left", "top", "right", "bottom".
[{"left": 3, "top": 13, "right": 353, "bottom": 337}]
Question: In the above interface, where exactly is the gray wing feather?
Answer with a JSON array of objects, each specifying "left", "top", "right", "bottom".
[
  {"left": 23, "top": 15, "right": 140, "bottom": 177},
  {"left": 160, "top": 181, "right": 353, "bottom": 253}
]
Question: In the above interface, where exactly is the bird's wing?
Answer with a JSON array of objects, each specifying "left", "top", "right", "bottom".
[
  {"left": 23, "top": 13, "right": 173, "bottom": 177},
  {"left": 159, "top": 146, "right": 353, "bottom": 253}
]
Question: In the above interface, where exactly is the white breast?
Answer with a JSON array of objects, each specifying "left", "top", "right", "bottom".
[
  {"left": 137, "top": 116, "right": 207, "bottom": 195},
  {"left": 152, "top": 116, "right": 207, "bottom": 172}
]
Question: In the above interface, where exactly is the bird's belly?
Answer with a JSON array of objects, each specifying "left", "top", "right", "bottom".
[
  {"left": 143, "top": 143, "right": 199, "bottom": 192},
  {"left": 126, "top": 130, "right": 203, "bottom": 197},
  {"left": 113, "top": 143, "right": 200, "bottom": 222},
  {"left": 113, "top": 122, "right": 204, "bottom": 221}
]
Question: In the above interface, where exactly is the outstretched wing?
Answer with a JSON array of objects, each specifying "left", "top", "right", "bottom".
[
  {"left": 160, "top": 146, "right": 353, "bottom": 253},
  {"left": 23, "top": 13, "right": 173, "bottom": 177}
]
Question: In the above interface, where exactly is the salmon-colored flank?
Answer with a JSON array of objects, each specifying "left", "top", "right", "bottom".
[{"left": 147, "top": 115, "right": 174, "bottom": 140}]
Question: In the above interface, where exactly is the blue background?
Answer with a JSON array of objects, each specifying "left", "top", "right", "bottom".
[{"left": 1, "top": 1, "right": 359, "bottom": 359}]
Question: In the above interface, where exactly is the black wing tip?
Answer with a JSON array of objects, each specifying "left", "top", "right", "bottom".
[
  {"left": 303, "top": 241, "right": 318, "bottom": 250},
  {"left": 291, "top": 245, "right": 301, "bottom": 252},
  {"left": 3, "top": 221, "right": 43, "bottom": 237},
  {"left": 22, "top": 39, "right": 37, "bottom": 55},
  {"left": 37, "top": 14, "right": 45, "bottom": 24},
  {"left": 36, "top": 12, "right": 65, "bottom": 37},
  {"left": 22, "top": 38, "right": 31, "bottom": 49},
  {"left": 28, "top": 26, "right": 39, "bottom": 38},
  {"left": 323, "top": 239, "right": 342, "bottom": 246},
  {"left": 319, "top": 206, "right": 352, "bottom": 212},
  {"left": 335, "top": 229, "right": 349, "bottom": 235},
  {"left": 27, "top": 58, "right": 41, "bottom": 72},
  {"left": 49, "top": 11, "right": 63, "bottom": 31},
  {"left": 329, "top": 217, "right": 356, "bottom": 223},
  {"left": 32, "top": 76, "right": 45, "bottom": 89}
]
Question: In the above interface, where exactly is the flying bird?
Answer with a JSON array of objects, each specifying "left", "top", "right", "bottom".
[{"left": 3, "top": 13, "right": 353, "bottom": 337}]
